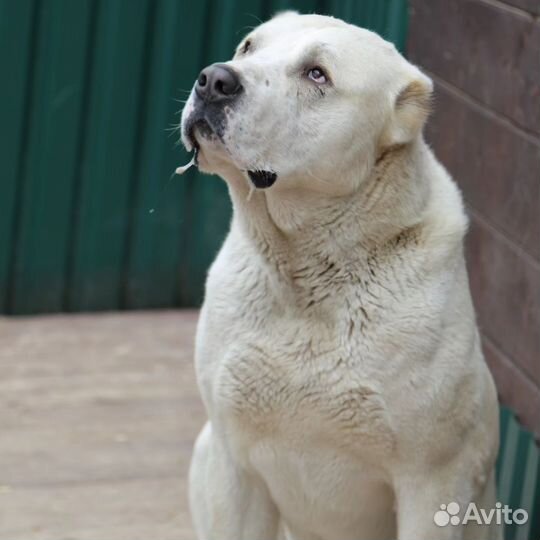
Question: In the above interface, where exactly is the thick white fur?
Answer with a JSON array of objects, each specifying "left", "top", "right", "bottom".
[{"left": 181, "top": 12, "right": 501, "bottom": 540}]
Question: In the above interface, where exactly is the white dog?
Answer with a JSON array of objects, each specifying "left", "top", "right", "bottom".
[{"left": 180, "top": 12, "right": 501, "bottom": 540}]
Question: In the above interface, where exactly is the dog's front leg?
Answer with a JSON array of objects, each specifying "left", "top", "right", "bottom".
[
  {"left": 395, "top": 471, "right": 465, "bottom": 540},
  {"left": 394, "top": 462, "right": 502, "bottom": 540},
  {"left": 189, "top": 422, "right": 280, "bottom": 540}
]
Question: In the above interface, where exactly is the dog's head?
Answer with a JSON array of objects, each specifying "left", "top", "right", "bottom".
[{"left": 181, "top": 12, "right": 432, "bottom": 195}]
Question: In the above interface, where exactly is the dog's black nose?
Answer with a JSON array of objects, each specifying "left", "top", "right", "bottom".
[{"left": 195, "top": 63, "right": 242, "bottom": 103}]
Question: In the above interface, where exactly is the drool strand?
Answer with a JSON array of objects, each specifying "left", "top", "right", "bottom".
[{"left": 175, "top": 147, "right": 199, "bottom": 175}]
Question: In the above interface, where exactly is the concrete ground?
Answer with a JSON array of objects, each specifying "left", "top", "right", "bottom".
[{"left": 0, "top": 310, "right": 204, "bottom": 540}]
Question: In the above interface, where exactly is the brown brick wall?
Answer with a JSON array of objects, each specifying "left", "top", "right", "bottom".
[{"left": 408, "top": 0, "right": 540, "bottom": 438}]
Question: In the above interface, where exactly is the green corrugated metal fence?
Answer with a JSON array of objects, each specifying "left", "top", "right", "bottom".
[
  {"left": 0, "top": 0, "right": 408, "bottom": 315},
  {"left": 497, "top": 408, "right": 540, "bottom": 540}
]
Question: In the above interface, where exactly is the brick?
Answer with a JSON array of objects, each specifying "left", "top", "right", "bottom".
[
  {"left": 466, "top": 216, "right": 540, "bottom": 387},
  {"left": 501, "top": 0, "right": 540, "bottom": 15},
  {"left": 426, "top": 81, "right": 540, "bottom": 261},
  {"left": 409, "top": 0, "right": 540, "bottom": 134}
]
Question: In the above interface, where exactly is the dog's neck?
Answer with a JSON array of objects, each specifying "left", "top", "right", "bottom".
[{"left": 224, "top": 138, "right": 430, "bottom": 277}]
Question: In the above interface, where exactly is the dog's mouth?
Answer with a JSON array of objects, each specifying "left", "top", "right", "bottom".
[
  {"left": 187, "top": 126, "right": 199, "bottom": 155},
  {"left": 184, "top": 114, "right": 278, "bottom": 189},
  {"left": 187, "top": 119, "right": 214, "bottom": 151},
  {"left": 174, "top": 122, "right": 206, "bottom": 175}
]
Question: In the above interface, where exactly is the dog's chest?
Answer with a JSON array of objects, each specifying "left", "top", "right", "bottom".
[
  {"left": 202, "top": 232, "right": 432, "bottom": 461},
  {"left": 214, "top": 323, "right": 396, "bottom": 457}
]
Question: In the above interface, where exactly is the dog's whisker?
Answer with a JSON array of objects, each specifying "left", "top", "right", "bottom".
[
  {"left": 306, "top": 167, "right": 333, "bottom": 186},
  {"left": 246, "top": 184, "right": 256, "bottom": 202},
  {"left": 243, "top": 14, "right": 262, "bottom": 25},
  {"left": 236, "top": 26, "right": 253, "bottom": 36}
]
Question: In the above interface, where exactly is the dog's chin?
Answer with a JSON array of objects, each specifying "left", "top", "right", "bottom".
[
  {"left": 198, "top": 145, "right": 278, "bottom": 188},
  {"left": 183, "top": 121, "right": 278, "bottom": 187},
  {"left": 192, "top": 132, "right": 236, "bottom": 175}
]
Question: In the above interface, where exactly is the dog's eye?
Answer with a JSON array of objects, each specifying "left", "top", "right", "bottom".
[
  {"left": 241, "top": 39, "right": 252, "bottom": 54},
  {"left": 307, "top": 67, "right": 327, "bottom": 84}
]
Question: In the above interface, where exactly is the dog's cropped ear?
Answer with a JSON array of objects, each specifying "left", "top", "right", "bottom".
[{"left": 381, "top": 71, "right": 433, "bottom": 147}]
